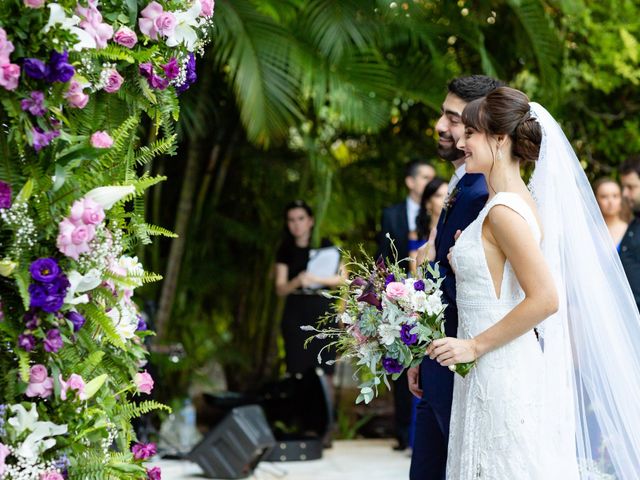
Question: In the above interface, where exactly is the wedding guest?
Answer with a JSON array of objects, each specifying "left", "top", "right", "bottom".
[
  {"left": 274, "top": 200, "right": 345, "bottom": 377},
  {"left": 593, "top": 177, "right": 629, "bottom": 251},
  {"left": 378, "top": 159, "right": 435, "bottom": 451},
  {"left": 409, "top": 177, "right": 448, "bottom": 274},
  {"left": 620, "top": 156, "right": 640, "bottom": 311}
]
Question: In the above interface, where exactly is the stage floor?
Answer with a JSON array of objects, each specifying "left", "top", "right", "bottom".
[{"left": 152, "top": 438, "right": 411, "bottom": 479}]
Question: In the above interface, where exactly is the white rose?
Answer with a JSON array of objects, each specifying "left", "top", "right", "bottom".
[
  {"left": 411, "top": 290, "right": 428, "bottom": 313},
  {"left": 426, "top": 294, "right": 443, "bottom": 316}
]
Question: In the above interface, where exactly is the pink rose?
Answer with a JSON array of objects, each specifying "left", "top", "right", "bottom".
[
  {"left": 114, "top": 26, "right": 138, "bottom": 48},
  {"left": 0, "top": 443, "right": 10, "bottom": 476},
  {"left": 57, "top": 218, "right": 93, "bottom": 260},
  {"left": 139, "top": 2, "right": 164, "bottom": 40},
  {"left": 70, "top": 223, "right": 94, "bottom": 245},
  {"left": 386, "top": 281, "right": 409, "bottom": 300},
  {"left": 24, "top": 0, "right": 45, "bottom": 8},
  {"left": 26, "top": 364, "right": 54, "bottom": 399},
  {"left": 200, "top": 0, "right": 214, "bottom": 17},
  {"left": 90, "top": 131, "right": 113, "bottom": 148},
  {"left": 59, "top": 373, "right": 87, "bottom": 401},
  {"left": 0, "top": 64, "right": 20, "bottom": 91},
  {"left": 76, "top": 0, "right": 113, "bottom": 49},
  {"left": 79, "top": 197, "right": 105, "bottom": 225},
  {"left": 103, "top": 68, "right": 123, "bottom": 93},
  {"left": 0, "top": 28, "right": 15, "bottom": 65},
  {"left": 40, "top": 472, "right": 64, "bottom": 480},
  {"left": 135, "top": 370, "right": 154, "bottom": 394},
  {"left": 154, "top": 12, "right": 176, "bottom": 37},
  {"left": 65, "top": 80, "right": 89, "bottom": 109}
]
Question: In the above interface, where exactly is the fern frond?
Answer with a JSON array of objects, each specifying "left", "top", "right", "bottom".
[
  {"left": 82, "top": 303, "right": 126, "bottom": 350},
  {"left": 115, "top": 399, "right": 171, "bottom": 421}
]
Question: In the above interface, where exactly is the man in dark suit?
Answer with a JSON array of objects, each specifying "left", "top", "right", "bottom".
[
  {"left": 407, "top": 75, "right": 504, "bottom": 480},
  {"left": 378, "top": 158, "right": 435, "bottom": 451},
  {"left": 619, "top": 154, "right": 640, "bottom": 311}
]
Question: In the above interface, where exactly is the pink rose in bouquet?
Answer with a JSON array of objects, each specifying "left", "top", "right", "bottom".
[
  {"left": 114, "top": 26, "right": 138, "bottom": 48},
  {"left": 135, "top": 370, "right": 154, "bottom": 394},
  {"left": 25, "top": 364, "right": 54, "bottom": 398}
]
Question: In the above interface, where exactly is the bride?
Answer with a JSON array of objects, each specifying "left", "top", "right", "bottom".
[{"left": 425, "top": 87, "right": 640, "bottom": 479}]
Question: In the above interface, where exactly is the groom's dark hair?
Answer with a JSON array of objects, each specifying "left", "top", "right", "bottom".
[
  {"left": 448, "top": 75, "right": 506, "bottom": 103},
  {"left": 620, "top": 155, "right": 640, "bottom": 178}
]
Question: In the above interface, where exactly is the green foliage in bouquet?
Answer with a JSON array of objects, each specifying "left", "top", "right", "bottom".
[
  {"left": 305, "top": 240, "right": 473, "bottom": 405},
  {"left": 0, "top": 0, "right": 212, "bottom": 477}
]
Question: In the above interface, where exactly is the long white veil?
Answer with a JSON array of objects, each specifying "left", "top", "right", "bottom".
[{"left": 529, "top": 102, "right": 640, "bottom": 478}]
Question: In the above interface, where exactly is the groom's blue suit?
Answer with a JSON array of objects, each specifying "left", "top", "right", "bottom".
[{"left": 410, "top": 172, "right": 488, "bottom": 480}]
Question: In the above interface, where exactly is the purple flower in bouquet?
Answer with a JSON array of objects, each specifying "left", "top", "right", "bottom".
[
  {"left": 23, "top": 310, "right": 39, "bottom": 329},
  {"left": 351, "top": 276, "right": 367, "bottom": 288},
  {"left": 162, "top": 58, "right": 179, "bottom": 80},
  {"left": 375, "top": 255, "right": 387, "bottom": 273},
  {"left": 149, "top": 74, "right": 168, "bottom": 90},
  {"left": 136, "top": 316, "right": 147, "bottom": 331},
  {"left": 147, "top": 466, "right": 161, "bottom": 480},
  {"left": 176, "top": 53, "right": 197, "bottom": 94},
  {"left": 139, "top": 62, "right": 154, "bottom": 79},
  {"left": 413, "top": 280, "right": 425, "bottom": 292},
  {"left": 20, "top": 91, "right": 46, "bottom": 116},
  {"left": 18, "top": 333, "right": 36, "bottom": 352},
  {"left": 23, "top": 58, "right": 47, "bottom": 79},
  {"left": 44, "top": 329, "right": 63, "bottom": 353},
  {"left": 30, "top": 257, "right": 61, "bottom": 283},
  {"left": 31, "top": 127, "right": 60, "bottom": 151},
  {"left": 132, "top": 442, "right": 157, "bottom": 460},
  {"left": 65, "top": 311, "right": 85, "bottom": 332},
  {"left": 382, "top": 357, "right": 403, "bottom": 374},
  {"left": 384, "top": 274, "right": 395, "bottom": 287},
  {"left": 0, "top": 181, "right": 11, "bottom": 209},
  {"left": 400, "top": 324, "right": 418, "bottom": 346},
  {"left": 357, "top": 289, "right": 382, "bottom": 310},
  {"left": 46, "top": 51, "right": 74, "bottom": 83}
]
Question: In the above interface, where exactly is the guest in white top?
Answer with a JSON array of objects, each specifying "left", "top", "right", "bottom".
[{"left": 593, "top": 177, "right": 629, "bottom": 251}]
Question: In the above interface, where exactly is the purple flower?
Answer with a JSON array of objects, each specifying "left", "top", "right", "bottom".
[
  {"left": 31, "top": 127, "right": 60, "bottom": 151},
  {"left": 28, "top": 275, "right": 69, "bottom": 313},
  {"left": 162, "top": 58, "right": 179, "bottom": 80},
  {"left": 0, "top": 181, "right": 11, "bottom": 209},
  {"left": 149, "top": 74, "right": 168, "bottom": 90},
  {"left": 400, "top": 324, "right": 418, "bottom": 346},
  {"left": 23, "top": 58, "right": 48, "bottom": 79},
  {"left": 23, "top": 310, "right": 39, "bottom": 330},
  {"left": 413, "top": 280, "right": 425, "bottom": 292},
  {"left": 176, "top": 53, "right": 197, "bottom": 94},
  {"left": 139, "top": 62, "right": 153, "bottom": 79},
  {"left": 44, "top": 329, "right": 63, "bottom": 353},
  {"left": 382, "top": 357, "right": 403, "bottom": 374},
  {"left": 147, "top": 467, "right": 161, "bottom": 480},
  {"left": 357, "top": 289, "right": 382, "bottom": 310},
  {"left": 46, "top": 51, "right": 74, "bottom": 83},
  {"left": 351, "top": 277, "right": 367, "bottom": 288},
  {"left": 18, "top": 333, "right": 36, "bottom": 352},
  {"left": 132, "top": 442, "right": 157, "bottom": 460},
  {"left": 375, "top": 255, "right": 387, "bottom": 273},
  {"left": 136, "top": 316, "right": 147, "bottom": 331},
  {"left": 20, "top": 91, "right": 46, "bottom": 116},
  {"left": 65, "top": 311, "right": 85, "bottom": 332},
  {"left": 384, "top": 274, "right": 395, "bottom": 287},
  {"left": 29, "top": 257, "right": 61, "bottom": 283}
]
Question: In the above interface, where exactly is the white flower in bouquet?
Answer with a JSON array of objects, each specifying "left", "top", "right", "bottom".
[
  {"left": 410, "top": 290, "right": 428, "bottom": 313},
  {"left": 378, "top": 323, "right": 401, "bottom": 345},
  {"left": 426, "top": 293, "right": 443, "bottom": 316},
  {"left": 110, "top": 255, "right": 144, "bottom": 287},
  {"left": 106, "top": 302, "right": 138, "bottom": 341},
  {"left": 64, "top": 268, "right": 102, "bottom": 304},
  {"left": 339, "top": 312, "right": 354, "bottom": 325}
]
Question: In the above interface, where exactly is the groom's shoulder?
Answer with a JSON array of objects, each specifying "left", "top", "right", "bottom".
[{"left": 462, "top": 173, "right": 489, "bottom": 197}]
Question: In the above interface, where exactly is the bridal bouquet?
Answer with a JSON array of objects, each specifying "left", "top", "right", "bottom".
[{"left": 305, "top": 240, "right": 472, "bottom": 404}]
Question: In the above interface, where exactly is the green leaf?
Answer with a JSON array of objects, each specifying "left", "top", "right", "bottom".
[
  {"left": 85, "top": 374, "right": 108, "bottom": 399},
  {"left": 15, "top": 178, "right": 34, "bottom": 203}
]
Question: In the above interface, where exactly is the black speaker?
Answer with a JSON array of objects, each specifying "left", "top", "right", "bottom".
[{"left": 188, "top": 405, "right": 275, "bottom": 479}]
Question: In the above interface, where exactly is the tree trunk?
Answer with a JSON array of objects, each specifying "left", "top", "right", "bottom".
[{"left": 155, "top": 144, "right": 201, "bottom": 340}]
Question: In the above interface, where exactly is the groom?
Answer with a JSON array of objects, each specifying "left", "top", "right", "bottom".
[{"left": 408, "top": 75, "right": 503, "bottom": 480}]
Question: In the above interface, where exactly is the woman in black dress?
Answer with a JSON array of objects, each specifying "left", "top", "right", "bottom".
[{"left": 274, "top": 201, "right": 345, "bottom": 377}]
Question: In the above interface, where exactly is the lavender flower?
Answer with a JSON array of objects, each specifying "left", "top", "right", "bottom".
[
  {"left": 23, "top": 58, "right": 48, "bottom": 79},
  {"left": 413, "top": 280, "right": 425, "bottom": 292},
  {"left": 23, "top": 310, "right": 40, "bottom": 329},
  {"left": 149, "top": 74, "right": 168, "bottom": 90},
  {"left": 32, "top": 127, "right": 60, "bottom": 151},
  {"left": 29, "top": 257, "right": 61, "bottom": 283},
  {"left": 0, "top": 181, "right": 11, "bottom": 209},
  {"left": 400, "top": 324, "right": 418, "bottom": 346},
  {"left": 44, "top": 329, "right": 63, "bottom": 353},
  {"left": 18, "top": 333, "right": 36, "bottom": 351},
  {"left": 384, "top": 274, "right": 395, "bottom": 287},
  {"left": 132, "top": 442, "right": 157, "bottom": 460},
  {"left": 65, "top": 311, "right": 85, "bottom": 332},
  {"left": 136, "top": 316, "right": 147, "bottom": 331},
  {"left": 176, "top": 53, "right": 197, "bottom": 93},
  {"left": 382, "top": 357, "right": 403, "bottom": 374},
  {"left": 20, "top": 91, "right": 46, "bottom": 116},
  {"left": 162, "top": 58, "right": 179, "bottom": 80}
]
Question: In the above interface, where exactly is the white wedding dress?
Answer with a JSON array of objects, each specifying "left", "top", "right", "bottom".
[{"left": 447, "top": 191, "right": 579, "bottom": 479}]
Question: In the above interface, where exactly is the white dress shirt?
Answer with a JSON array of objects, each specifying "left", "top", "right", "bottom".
[
  {"left": 448, "top": 164, "right": 467, "bottom": 194},
  {"left": 406, "top": 197, "right": 420, "bottom": 232}
]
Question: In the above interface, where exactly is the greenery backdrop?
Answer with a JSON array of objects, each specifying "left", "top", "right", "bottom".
[{"left": 137, "top": 0, "right": 640, "bottom": 398}]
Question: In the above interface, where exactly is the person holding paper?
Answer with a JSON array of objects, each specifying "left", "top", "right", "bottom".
[{"left": 274, "top": 200, "right": 345, "bottom": 377}]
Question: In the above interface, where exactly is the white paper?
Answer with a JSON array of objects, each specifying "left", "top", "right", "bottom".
[{"left": 306, "top": 247, "right": 341, "bottom": 290}]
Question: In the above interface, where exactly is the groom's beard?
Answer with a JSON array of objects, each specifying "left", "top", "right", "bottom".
[{"left": 437, "top": 135, "right": 464, "bottom": 162}]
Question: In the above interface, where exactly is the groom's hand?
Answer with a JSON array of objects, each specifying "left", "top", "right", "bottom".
[{"left": 407, "top": 366, "right": 423, "bottom": 399}]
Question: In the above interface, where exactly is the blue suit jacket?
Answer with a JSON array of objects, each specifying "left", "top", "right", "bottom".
[{"left": 434, "top": 172, "right": 488, "bottom": 336}]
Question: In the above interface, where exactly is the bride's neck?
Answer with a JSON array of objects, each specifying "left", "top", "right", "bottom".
[{"left": 484, "top": 162, "right": 525, "bottom": 196}]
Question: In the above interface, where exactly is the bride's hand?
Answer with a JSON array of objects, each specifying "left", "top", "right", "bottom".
[{"left": 426, "top": 337, "right": 477, "bottom": 367}]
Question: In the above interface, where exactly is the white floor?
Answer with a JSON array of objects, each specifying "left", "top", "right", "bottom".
[{"left": 152, "top": 439, "right": 411, "bottom": 480}]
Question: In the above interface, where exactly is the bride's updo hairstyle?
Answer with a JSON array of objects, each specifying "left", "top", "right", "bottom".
[{"left": 461, "top": 87, "right": 542, "bottom": 164}]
